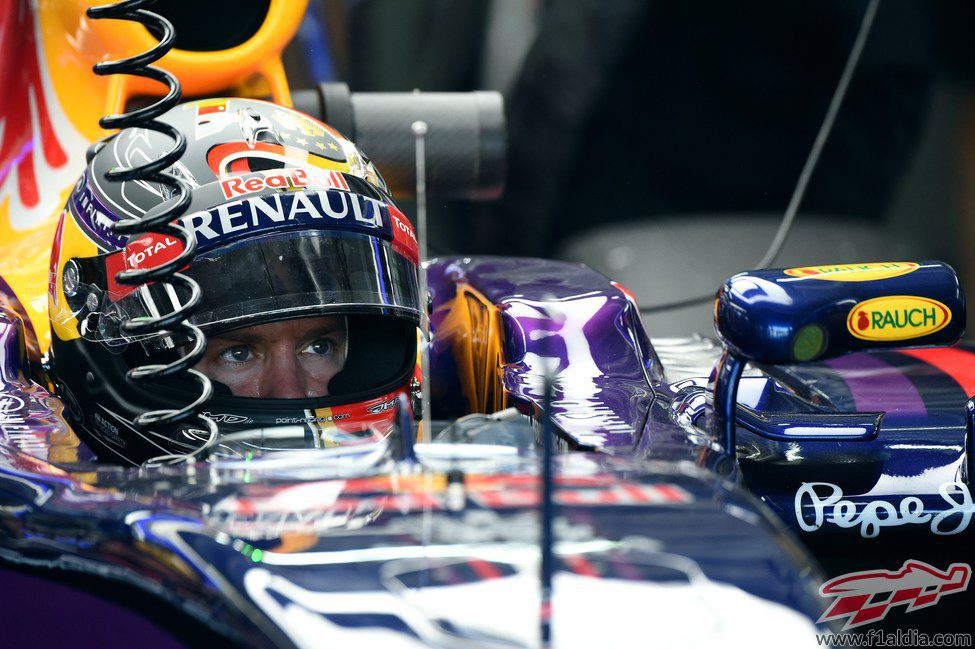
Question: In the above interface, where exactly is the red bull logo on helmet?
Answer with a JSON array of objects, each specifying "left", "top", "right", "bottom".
[
  {"left": 846, "top": 295, "right": 951, "bottom": 342},
  {"left": 217, "top": 168, "right": 351, "bottom": 200},
  {"left": 219, "top": 168, "right": 310, "bottom": 199}
]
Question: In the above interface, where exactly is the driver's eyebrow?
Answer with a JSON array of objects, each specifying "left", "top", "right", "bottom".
[
  {"left": 298, "top": 324, "right": 346, "bottom": 345},
  {"left": 213, "top": 330, "right": 263, "bottom": 345},
  {"left": 214, "top": 323, "right": 347, "bottom": 346},
  {"left": 310, "top": 323, "right": 345, "bottom": 336}
]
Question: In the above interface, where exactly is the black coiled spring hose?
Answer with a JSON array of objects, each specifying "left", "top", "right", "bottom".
[{"left": 86, "top": 0, "right": 216, "bottom": 463}]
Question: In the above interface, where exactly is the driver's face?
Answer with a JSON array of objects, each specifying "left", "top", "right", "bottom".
[{"left": 196, "top": 316, "right": 348, "bottom": 398}]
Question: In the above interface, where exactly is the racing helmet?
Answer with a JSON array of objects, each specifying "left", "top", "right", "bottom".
[{"left": 49, "top": 98, "right": 421, "bottom": 465}]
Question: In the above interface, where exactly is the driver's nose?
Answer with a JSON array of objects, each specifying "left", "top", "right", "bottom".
[{"left": 259, "top": 349, "right": 307, "bottom": 399}]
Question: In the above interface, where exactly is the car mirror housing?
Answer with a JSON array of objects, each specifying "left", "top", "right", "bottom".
[
  {"left": 714, "top": 261, "right": 965, "bottom": 365},
  {"left": 709, "top": 261, "right": 966, "bottom": 460}
]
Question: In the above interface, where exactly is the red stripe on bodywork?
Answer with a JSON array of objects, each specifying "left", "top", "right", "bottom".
[
  {"left": 468, "top": 559, "right": 502, "bottom": 581},
  {"left": 898, "top": 347, "right": 975, "bottom": 398},
  {"left": 653, "top": 484, "right": 691, "bottom": 503},
  {"left": 564, "top": 555, "right": 599, "bottom": 578}
]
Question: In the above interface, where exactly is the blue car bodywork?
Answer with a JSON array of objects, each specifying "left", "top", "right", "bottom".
[{"left": 2, "top": 255, "right": 972, "bottom": 645}]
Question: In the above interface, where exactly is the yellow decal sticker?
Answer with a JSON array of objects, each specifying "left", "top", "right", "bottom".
[
  {"left": 784, "top": 262, "right": 919, "bottom": 282},
  {"left": 847, "top": 296, "right": 951, "bottom": 341}
]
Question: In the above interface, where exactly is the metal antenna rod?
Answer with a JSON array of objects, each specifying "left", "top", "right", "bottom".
[
  {"left": 411, "top": 120, "right": 433, "bottom": 444},
  {"left": 413, "top": 119, "right": 467, "bottom": 511},
  {"left": 540, "top": 361, "right": 557, "bottom": 648}
]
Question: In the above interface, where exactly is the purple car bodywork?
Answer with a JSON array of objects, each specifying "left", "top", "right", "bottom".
[{"left": 0, "top": 256, "right": 838, "bottom": 647}]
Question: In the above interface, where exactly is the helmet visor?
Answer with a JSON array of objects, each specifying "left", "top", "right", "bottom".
[
  {"left": 187, "top": 229, "right": 419, "bottom": 332},
  {"left": 71, "top": 230, "right": 419, "bottom": 347}
]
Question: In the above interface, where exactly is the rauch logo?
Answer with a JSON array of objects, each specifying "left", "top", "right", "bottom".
[
  {"left": 784, "top": 262, "right": 919, "bottom": 282},
  {"left": 846, "top": 295, "right": 951, "bottom": 342}
]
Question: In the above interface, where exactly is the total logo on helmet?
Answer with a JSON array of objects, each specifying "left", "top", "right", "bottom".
[
  {"left": 51, "top": 96, "right": 422, "bottom": 465},
  {"left": 846, "top": 295, "right": 951, "bottom": 342}
]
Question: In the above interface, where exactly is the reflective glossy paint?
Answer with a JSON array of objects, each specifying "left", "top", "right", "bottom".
[
  {"left": 429, "top": 256, "right": 659, "bottom": 450},
  {"left": 7, "top": 1, "right": 969, "bottom": 640},
  {"left": 0, "top": 427, "right": 828, "bottom": 646},
  {"left": 715, "top": 261, "right": 965, "bottom": 365},
  {"left": 0, "top": 253, "right": 833, "bottom": 645}
]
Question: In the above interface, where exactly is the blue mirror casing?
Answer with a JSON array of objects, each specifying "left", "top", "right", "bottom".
[
  {"left": 715, "top": 261, "right": 965, "bottom": 365},
  {"left": 709, "top": 261, "right": 966, "bottom": 458}
]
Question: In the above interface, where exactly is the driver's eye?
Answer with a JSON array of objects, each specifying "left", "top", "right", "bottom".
[
  {"left": 219, "top": 346, "right": 252, "bottom": 363},
  {"left": 303, "top": 339, "right": 332, "bottom": 356}
]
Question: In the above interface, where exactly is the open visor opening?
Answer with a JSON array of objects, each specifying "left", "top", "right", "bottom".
[{"left": 68, "top": 230, "right": 420, "bottom": 349}]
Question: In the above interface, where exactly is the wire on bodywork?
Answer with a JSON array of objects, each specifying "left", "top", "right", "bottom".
[
  {"left": 641, "top": 0, "right": 881, "bottom": 315},
  {"left": 86, "top": 0, "right": 216, "bottom": 464}
]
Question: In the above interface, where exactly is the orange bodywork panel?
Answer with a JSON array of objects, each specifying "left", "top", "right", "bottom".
[
  {"left": 0, "top": 0, "right": 306, "bottom": 357},
  {"left": 433, "top": 283, "right": 508, "bottom": 415}
]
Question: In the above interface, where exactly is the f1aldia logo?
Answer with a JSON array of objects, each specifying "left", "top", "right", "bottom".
[
  {"left": 818, "top": 560, "right": 970, "bottom": 630},
  {"left": 846, "top": 296, "right": 951, "bottom": 342}
]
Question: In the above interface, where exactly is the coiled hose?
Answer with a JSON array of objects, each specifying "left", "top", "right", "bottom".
[{"left": 86, "top": 0, "right": 216, "bottom": 464}]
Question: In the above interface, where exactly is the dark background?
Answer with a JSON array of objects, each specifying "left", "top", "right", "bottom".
[{"left": 285, "top": 0, "right": 975, "bottom": 334}]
